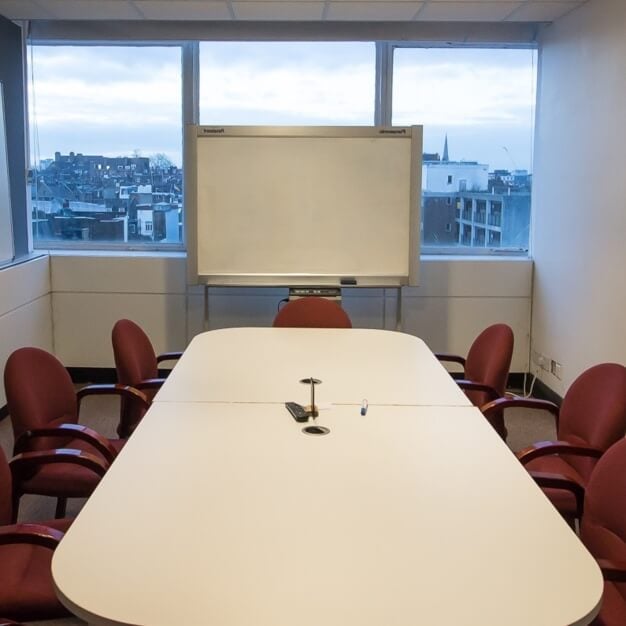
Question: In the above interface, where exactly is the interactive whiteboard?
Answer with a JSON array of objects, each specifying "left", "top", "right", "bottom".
[{"left": 186, "top": 126, "right": 421, "bottom": 287}]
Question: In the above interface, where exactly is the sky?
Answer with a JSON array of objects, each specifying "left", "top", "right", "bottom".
[{"left": 28, "top": 43, "right": 536, "bottom": 172}]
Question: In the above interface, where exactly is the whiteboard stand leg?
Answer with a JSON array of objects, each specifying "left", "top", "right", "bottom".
[
  {"left": 382, "top": 289, "right": 387, "bottom": 330},
  {"left": 396, "top": 287, "right": 403, "bottom": 332},
  {"left": 203, "top": 285, "right": 210, "bottom": 332}
]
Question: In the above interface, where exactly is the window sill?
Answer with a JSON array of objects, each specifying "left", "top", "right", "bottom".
[
  {"left": 45, "top": 249, "right": 186, "bottom": 259},
  {"left": 0, "top": 252, "right": 48, "bottom": 271}
]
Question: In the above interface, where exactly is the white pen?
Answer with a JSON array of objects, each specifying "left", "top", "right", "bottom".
[{"left": 361, "top": 399, "right": 368, "bottom": 416}]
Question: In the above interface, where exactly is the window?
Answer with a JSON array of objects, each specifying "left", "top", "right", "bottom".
[
  {"left": 199, "top": 42, "right": 375, "bottom": 125},
  {"left": 391, "top": 46, "right": 536, "bottom": 253},
  {"left": 28, "top": 45, "right": 183, "bottom": 247},
  {"left": 24, "top": 39, "right": 535, "bottom": 257}
]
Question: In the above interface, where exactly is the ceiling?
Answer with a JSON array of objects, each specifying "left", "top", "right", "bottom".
[{"left": 0, "top": 0, "right": 589, "bottom": 23}]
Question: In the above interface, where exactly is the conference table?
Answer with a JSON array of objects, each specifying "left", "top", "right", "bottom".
[
  {"left": 155, "top": 328, "right": 472, "bottom": 406},
  {"left": 52, "top": 328, "right": 603, "bottom": 626}
]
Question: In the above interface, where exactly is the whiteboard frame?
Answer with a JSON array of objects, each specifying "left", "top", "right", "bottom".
[{"left": 185, "top": 125, "right": 421, "bottom": 287}]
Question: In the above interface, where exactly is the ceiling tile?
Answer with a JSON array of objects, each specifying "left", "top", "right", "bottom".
[
  {"left": 505, "top": 1, "right": 582, "bottom": 22},
  {"left": 417, "top": 1, "right": 523, "bottom": 22},
  {"left": 326, "top": 2, "right": 423, "bottom": 21},
  {"left": 0, "top": 0, "right": 53, "bottom": 19},
  {"left": 134, "top": 1, "right": 231, "bottom": 20},
  {"left": 232, "top": 1, "right": 324, "bottom": 20},
  {"left": 34, "top": 0, "right": 141, "bottom": 20}
]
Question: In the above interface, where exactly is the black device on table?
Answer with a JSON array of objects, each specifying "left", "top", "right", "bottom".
[{"left": 285, "top": 402, "right": 309, "bottom": 422}]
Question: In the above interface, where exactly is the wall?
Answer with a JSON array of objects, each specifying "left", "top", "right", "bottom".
[
  {"left": 531, "top": 0, "right": 626, "bottom": 394},
  {"left": 49, "top": 253, "right": 531, "bottom": 373},
  {"left": 0, "top": 256, "right": 53, "bottom": 405}
]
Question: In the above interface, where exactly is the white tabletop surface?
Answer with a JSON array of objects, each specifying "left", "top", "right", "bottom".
[
  {"left": 155, "top": 327, "right": 472, "bottom": 407},
  {"left": 53, "top": 402, "right": 602, "bottom": 626}
]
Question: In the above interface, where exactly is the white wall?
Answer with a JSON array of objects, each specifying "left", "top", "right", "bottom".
[
  {"left": 49, "top": 253, "right": 532, "bottom": 373},
  {"left": 422, "top": 162, "right": 488, "bottom": 192},
  {"left": 531, "top": 0, "right": 626, "bottom": 394},
  {"left": 0, "top": 255, "right": 53, "bottom": 405}
]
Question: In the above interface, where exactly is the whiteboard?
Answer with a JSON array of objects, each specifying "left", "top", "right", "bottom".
[
  {"left": 0, "top": 83, "right": 14, "bottom": 266},
  {"left": 186, "top": 126, "right": 421, "bottom": 287}
]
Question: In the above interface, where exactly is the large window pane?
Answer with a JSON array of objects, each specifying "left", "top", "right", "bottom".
[
  {"left": 200, "top": 42, "right": 375, "bottom": 125},
  {"left": 392, "top": 47, "right": 536, "bottom": 253},
  {"left": 29, "top": 46, "right": 183, "bottom": 246}
]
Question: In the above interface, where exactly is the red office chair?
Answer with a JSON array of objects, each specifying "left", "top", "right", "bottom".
[
  {"left": 112, "top": 319, "right": 183, "bottom": 438},
  {"left": 582, "top": 437, "right": 626, "bottom": 625},
  {"left": 483, "top": 363, "right": 626, "bottom": 525},
  {"left": 273, "top": 297, "right": 352, "bottom": 329},
  {"left": 4, "top": 347, "right": 150, "bottom": 519},
  {"left": 435, "top": 323, "right": 514, "bottom": 439},
  {"left": 0, "top": 445, "right": 92, "bottom": 621},
  {"left": 533, "top": 437, "right": 626, "bottom": 625}
]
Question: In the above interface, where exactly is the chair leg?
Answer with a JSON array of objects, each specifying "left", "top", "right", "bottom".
[{"left": 55, "top": 497, "right": 67, "bottom": 519}]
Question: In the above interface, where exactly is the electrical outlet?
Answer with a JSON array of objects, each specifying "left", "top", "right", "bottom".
[
  {"left": 531, "top": 350, "right": 547, "bottom": 369},
  {"left": 551, "top": 361, "right": 563, "bottom": 380}
]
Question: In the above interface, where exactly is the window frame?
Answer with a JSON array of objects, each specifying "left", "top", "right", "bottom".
[
  {"left": 24, "top": 35, "right": 537, "bottom": 257},
  {"left": 379, "top": 41, "right": 537, "bottom": 257},
  {"left": 27, "top": 41, "right": 194, "bottom": 253}
]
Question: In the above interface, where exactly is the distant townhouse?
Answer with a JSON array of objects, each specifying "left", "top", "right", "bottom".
[{"left": 421, "top": 138, "right": 531, "bottom": 251}]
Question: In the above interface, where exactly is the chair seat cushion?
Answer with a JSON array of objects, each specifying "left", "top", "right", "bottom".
[
  {"left": 592, "top": 582, "right": 626, "bottom": 626},
  {"left": 109, "top": 438, "right": 125, "bottom": 454},
  {"left": 0, "top": 541, "right": 70, "bottom": 621},
  {"left": 524, "top": 454, "right": 586, "bottom": 518},
  {"left": 64, "top": 434, "right": 125, "bottom": 458},
  {"left": 39, "top": 517, "right": 73, "bottom": 532},
  {"left": 19, "top": 437, "right": 125, "bottom": 498}
]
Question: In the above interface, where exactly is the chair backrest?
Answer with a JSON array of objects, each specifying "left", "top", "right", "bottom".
[
  {"left": 582, "top": 437, "right": 626, "bottom": 557},
  {"left": 112, "top": 319, "right": 158, "bottom": 438},
  {"left": 0, "top": 447, "right": 13, "bottom": 526},
  {"left": 464, "top": 323, "right": 514, "bottom": 408},
  {"left": 112, "top": 319, "right": 158, "bottom": 386},
  {"left": 272, "top": 297, "right": 352, "bottom": 329},
  {"left": 558, "top": 363, "right": 626, "bottom": 481},
  {"left": 3, "top": 347, "right": 78, "bottom": 448},
  {"left": 581, "top": 436, "right": 626, "bottom": 619}
]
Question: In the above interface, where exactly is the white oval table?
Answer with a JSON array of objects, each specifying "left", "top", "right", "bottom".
[{"left": 52, "top": 329, "right": 603, "bottom": 626}]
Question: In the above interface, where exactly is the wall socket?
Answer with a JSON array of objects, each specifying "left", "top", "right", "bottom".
[
  {"left": 532, "top": 350, "right": 563, "bottom": 380},
  {"left": 550, "top": 360, "right": 563, "bottom": 380},
  {"left": 531, "top": 350, "right": 548, "bottom": 370}
]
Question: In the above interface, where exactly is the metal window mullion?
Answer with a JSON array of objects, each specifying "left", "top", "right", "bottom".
[
  {"left": 375, "top": 42, "right": 393, "bottom": 126},
  {"left": 182, "top": 41, "right": 199, "bottom": 126}
]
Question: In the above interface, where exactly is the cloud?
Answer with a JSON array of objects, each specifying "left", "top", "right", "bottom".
[{"left": 28, "top": 43, "right": 536, "bottom": 170}]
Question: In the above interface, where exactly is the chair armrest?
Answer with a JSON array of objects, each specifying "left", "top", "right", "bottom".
[
  {"left": 529, "top": 470, "right": 586, "bottom": 517},
  {"left": 517, "top": 440, "right": 604, "bottom": 465},
  {"left": 135, "top": 378, "right": 167, "bottom": 391},
  {"left": 77, "top": 383, "right": 151, "bottom": 411},
  {"left": 434, "top": 353, "right": 466, "bottom": 367},
  {"left": 597, "top": 559, "right": 626, "bottom": 582},
  {"left": 10, "top": 448, "right": 109, "bottom": 482},
  {"left": 14, "top": 424, "right": 117, "bottom": 464},
  {"left": 156, "top": 351, "right": 183, "bottom": 365},
  {"left": 0, "top": 618, "right": 24, "bottom": 625},
  {"left": 456, "top": 379, "right": 500, "bottom": 401},
  {"left": 0, "top": 523, "right": 64, "bottom": 550},
  {"left": 482, "top": 396, "right": 560, "bottom": 426}
]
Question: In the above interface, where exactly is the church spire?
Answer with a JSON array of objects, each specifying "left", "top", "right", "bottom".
[{"left": 442, "top": 134, "right": 449, "bottom": 162}]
